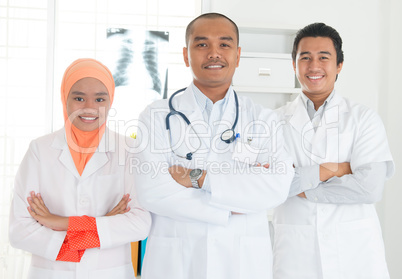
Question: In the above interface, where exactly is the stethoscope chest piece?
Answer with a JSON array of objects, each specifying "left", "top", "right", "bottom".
[{"left": 220, "top": 128, "right": 236, "bottom": 143}]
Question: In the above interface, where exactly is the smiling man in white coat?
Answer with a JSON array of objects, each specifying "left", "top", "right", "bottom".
[
  {"left": 133, "top": 13, "right": 294, "bottom": 279},
  {"left": 272, "top": 23, "right": 395, "bottom": 279}
]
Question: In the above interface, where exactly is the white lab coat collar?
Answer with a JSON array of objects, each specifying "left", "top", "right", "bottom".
[
  {"left": 51, "top": 127, "right": 116, "bottom": 179},
  {"left": 173, "top": 83, "right": 239, "bottom": 148},
  {"left": 286, "top": 91, "right": 349, "bottom": 135}
]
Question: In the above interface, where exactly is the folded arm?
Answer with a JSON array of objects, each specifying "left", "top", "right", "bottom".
[
  {"left": 291, "top": 162, "right": 387, "bottom": 204},
  {"left": 27, "top": 191, "right": 131, "bottom": 262}
]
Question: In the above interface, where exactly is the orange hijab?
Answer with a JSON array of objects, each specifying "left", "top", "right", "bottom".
[{"left": 61, "top": 58, "right": 115, "bottom": 176}]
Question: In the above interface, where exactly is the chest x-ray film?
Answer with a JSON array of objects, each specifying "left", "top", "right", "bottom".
[{"left": 105, "top": 28, "right": 169, "bottom": 137}]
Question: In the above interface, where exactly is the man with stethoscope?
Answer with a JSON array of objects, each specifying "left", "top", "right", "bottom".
[
  {"left": 133, "top": 13, "right": 294, "bottom": 279},
  {"left": 272, "top": 23, "right": 395, "bottom": 279}
]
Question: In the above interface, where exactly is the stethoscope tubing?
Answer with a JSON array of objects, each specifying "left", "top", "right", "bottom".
[{"left": 166, "top": 87, "right": 239, "bottom": 159}]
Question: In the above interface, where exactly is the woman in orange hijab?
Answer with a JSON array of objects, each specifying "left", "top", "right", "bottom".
[{"left": 9, "top": 58, "right": 151, "bottom": 279}]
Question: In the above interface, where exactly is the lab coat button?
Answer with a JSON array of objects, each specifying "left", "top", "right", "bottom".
[{"left": 80, "top": 198, "right": 88, "bottom": 205}]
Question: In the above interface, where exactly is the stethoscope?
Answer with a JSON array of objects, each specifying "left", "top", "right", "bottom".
[{"left": 165, "top": 87, "right": 239, "bottom": 160}]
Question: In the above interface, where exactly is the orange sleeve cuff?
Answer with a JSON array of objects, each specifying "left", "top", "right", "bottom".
[{"left": 56, "top": 216, "right": 100, "bottom": 262}]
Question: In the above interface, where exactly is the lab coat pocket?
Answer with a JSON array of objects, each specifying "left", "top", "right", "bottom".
[
  {"left": 90, "top": 263, "right": 135, "bottom": 279},
  {"left": 239, "top": 236, "right": 271, "bottom": 278},
  {"left": 337, "top": 218, "right": 389, "bottom": 279},
  {"left": 141, "top": 236, "right": 183, "bottom": 279},
  {"left": 28, "top": 266, "right": 73, "bottom": 279},
  {"left": 273, "top": 224, "right": 319, "bottom": 279}
]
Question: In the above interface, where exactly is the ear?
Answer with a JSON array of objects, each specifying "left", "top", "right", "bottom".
[
  {"left": 236, "top": 47, "right": 241, "bottom": 67},
  {"left": 292, "top": 60, "right": 296, "bottom": 73},
  {"left": 183, "top": 47, "right": 190, "bottom": 67},
  {"left": 337, "top": 61, "right": 343, "bottom": 74}
]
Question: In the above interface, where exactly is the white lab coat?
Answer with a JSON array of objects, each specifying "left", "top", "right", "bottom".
[
  {"left": 273, "top": 93, "right": 394, "bottom": 279},
  {"left": 9, "top": 128, "right": 151, "bottom": 279},
  {"left": 134, "top": 85, "right": 294, "bottom": 279}
]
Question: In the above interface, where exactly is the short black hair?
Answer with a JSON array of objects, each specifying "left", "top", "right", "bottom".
[
  {"left": 292, "top": 22, "right": 344, "bottom": 65},
  {"left": 185, "top": 13, "right": 239, "bottom": 47}
]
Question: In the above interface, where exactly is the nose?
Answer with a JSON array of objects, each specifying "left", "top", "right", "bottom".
[
  {"left": 308, "top": 58, "right": 320, "bottom": 70},
  {"left": 84, "top": 100, "right": 95, "bottom": 108},
  {"left": 208, "top": 44, "right": 221, "bottom": 59}
]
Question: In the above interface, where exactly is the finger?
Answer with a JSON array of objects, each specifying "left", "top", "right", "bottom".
[
  {"left": 27, "top": 197, "right": 38, "bottom": 213},
  {"left": 36, "top": 193, "right": 46, "bottom": 207},
  {"left": 27, "top": 205, "right": 35, "bottom": 216},
  {"left": 28, "top": 196, "right": 48, "bottom": 216},
  {"left": 116, "top": 196, "right": 129, "bottom": 208},
  {"left": 30, "top": 191, "right": 37, "bottom": 201},
  {"left": 27, "top": 206, "right": 40, "bottom": 221},
  {"left": 30, "top": 192, "right": 41, "bottom": 205}
]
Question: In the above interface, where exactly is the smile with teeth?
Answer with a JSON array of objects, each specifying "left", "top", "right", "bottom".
[
  {"left": 205, "top": 65, "right": 223, "bottom": 69},
  {"left": 79, "top": 116, "right": 98, "bottom": 121},
  {"left": 308, "top": 75, "right": 324, "bottom": 80}
]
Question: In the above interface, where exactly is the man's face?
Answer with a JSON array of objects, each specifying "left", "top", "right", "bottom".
[
  {"left": 183, "top": 17, "right": 241, "bottom": 92},
  {"left": 293, "top": 36, "right": 343, "bottom": 98}
]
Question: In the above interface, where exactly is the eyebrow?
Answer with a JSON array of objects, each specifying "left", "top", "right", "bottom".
[
  {"left": 300, "top": 51, "right": 332, "bottom": 56},
  {"left": 71, "top": 91, "right": 108, "bottom": 96},
  {"left": 193, "top": 36, "right": 234, "bottom": 42}
]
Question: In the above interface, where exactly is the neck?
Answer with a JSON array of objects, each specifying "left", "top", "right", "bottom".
[
  {"left": 304, "top": 92, "right": 331, "bottom": 111},
  {"left": 193, "top": 82, "right": 230, "bottom": 104}
]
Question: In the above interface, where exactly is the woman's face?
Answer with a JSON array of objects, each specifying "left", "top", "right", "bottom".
[{"left": 66, "top": 77, "right": 111, "bottom": 131}]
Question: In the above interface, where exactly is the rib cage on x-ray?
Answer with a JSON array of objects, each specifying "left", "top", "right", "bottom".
[
  {"left": 105, "top": 29, "right": 169, "bottom": 135},
  {"left": 107, "top": 29, "right": 169, "bottom": 98}
]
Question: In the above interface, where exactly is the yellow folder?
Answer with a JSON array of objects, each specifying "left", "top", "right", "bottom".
[{"left": 131, "top": 242, "right": 139, "bottom": 276}]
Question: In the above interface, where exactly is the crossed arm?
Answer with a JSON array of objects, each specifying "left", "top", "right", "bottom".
[
  {"left": 27, "top": 191, "right": 131, "bottom": 231},
  {"left": 297, "top": 162, "right": 352, "bottom": 198},
  {"left": 169, "top": 162, "right": 353, "bottom": 203},
  {"left": 168, "top": 163, "right": 270, "bottom": 189},
  {"left": 26, "top": 191, "right": 131, "bottom": 262}
]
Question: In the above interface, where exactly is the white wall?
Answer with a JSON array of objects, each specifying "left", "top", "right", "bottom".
[
  {"left": 378, "top": 0, "right": 402, "bottom": 277},
  {"left": 206, "top": 0, "right": 384, "bottom": 109},
  {"left": 203, "top": 0, "right": 402, "bottom": 277}
]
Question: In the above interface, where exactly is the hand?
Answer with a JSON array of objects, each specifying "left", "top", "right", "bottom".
[
  {"left": 168, "top": 166, "right": 206, "bottom": 188},
  {"left": 256, "top": 163, "right": 270, "bottom": 168},
  {"left": 297, "top": 192, "right": 307, "bottom": 199},
  {"left": 105, "top": 194, "right": 131, "bottom": 216},
  {"left": 320, "top": 162, "right": 352, "bottom": 182},
  {"left": 27, "top": 191, "right": 69, "bottom": 231},
  {"left": 169, "top": 166, "right": 192, "bottom": 188}
]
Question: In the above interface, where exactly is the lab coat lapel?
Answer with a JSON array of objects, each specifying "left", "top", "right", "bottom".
[
  {"left": 313, "top": 93, "right": 348, "bottom": 143},
  {"left": 52, "top": 129, "right": 81, "bottom": 179},
  {"left": 175, "top": 87, "right": 210, "bottom": 149},
  {"left": 80, "top": 129, "right": 114, "bottom": 179},
  {"left": 287, "top": 95, "right": 315, "bottom": 142},
  {"left": 52, "top": 128, "right": 112, "bottom": 180},
  {"left": 311, "top": 93, "right": 348, "bottom": 162}
]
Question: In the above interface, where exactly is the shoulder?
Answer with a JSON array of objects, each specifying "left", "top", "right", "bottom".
[
  {"left": 342, "top": 97, "right": 383, "bottom": 124},
  {"left": 238, "top": 95, "right": 278, "bottom": 121},
  {"left": 275, "top": 96, "right": 300, "bottom": 120},
  {"left": 22, "top": 129, "right": 63, "bottom": 160},
  {"left": 30, "top": 129, "right": 63, "bottom": 149},
  {"left": 138, "top": 99, "right": 169, "bottom": 119}
]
